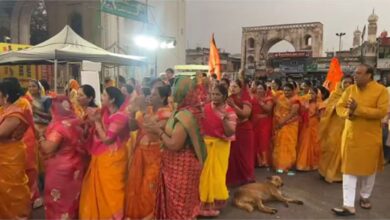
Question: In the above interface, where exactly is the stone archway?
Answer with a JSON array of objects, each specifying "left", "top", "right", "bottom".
[
  {"left": 9, "top": 0, "right": 100, "bottom": 45},
  {"left": 268, "top": 39, "right": 296, "bottom": 53},
  {"left": 241, "top": 22, "right": 323, "bottom": 69},
  {"left": 10, "top": 0, "right": 40, "bottom": 44}
]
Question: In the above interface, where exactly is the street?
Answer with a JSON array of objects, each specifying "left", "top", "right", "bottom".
[{"left": 32, "top": 166, "right": 390, "bottom": 219}]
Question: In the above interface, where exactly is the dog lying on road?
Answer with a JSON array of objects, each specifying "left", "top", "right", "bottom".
[{"left": 233, "top": 176, "right": 304, "bottom": 214}]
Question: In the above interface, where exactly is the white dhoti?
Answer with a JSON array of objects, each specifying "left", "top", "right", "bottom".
[{"left": 343, "top": 173, "right": 376, "bottom": 207}]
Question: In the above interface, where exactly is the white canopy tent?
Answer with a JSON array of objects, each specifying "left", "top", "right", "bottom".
[{"left": 0, "top": 25, "right": 145, "bottom": 91}]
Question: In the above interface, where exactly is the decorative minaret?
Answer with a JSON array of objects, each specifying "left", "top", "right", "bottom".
[
  {"left": 353, "top": 26, "right": 362, "bottom": 48},
  {"left": 368, "top": 9, "right": 378, "bottom": 44}
]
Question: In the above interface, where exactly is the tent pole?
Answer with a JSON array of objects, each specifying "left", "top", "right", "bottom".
[{"left": 54, "top": 59, "right": 58, "bottom": 92}]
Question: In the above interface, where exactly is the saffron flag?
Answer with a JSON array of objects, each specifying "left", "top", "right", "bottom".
[
  {"left": 208, "top": 33, "right": 221, "bottom": 80},
  {"left": 323, "top": 57, "right": 344, "bottom": 92}
]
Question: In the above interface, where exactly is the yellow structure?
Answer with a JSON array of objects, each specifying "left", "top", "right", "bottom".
[{"left": 0, "top": 43, "right": 52, "bottom": 87}]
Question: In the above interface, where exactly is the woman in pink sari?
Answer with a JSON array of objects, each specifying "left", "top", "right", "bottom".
[{"left": 38, "top": 96, "right": 85, "bottom": 219}]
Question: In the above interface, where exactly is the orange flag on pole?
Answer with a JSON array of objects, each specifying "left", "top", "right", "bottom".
[
  {"left": 208, "top": 33, "right": 221, "bottom": 80},
  {"left": 323, "top": 57, "right": 344, "bottom": 92}
]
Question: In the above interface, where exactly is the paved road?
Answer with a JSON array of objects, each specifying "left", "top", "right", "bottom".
[{"left": 32, "top": 166, "right": 390, "bottom": 219}]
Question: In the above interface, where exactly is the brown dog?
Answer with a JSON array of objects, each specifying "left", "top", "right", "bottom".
[{"left": 233, "top": 176, "right": 304, "bottom": 214}]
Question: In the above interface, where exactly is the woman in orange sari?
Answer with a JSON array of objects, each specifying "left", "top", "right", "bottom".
[
  {"left": 251, "top": 82, "right": 274, "bottom": 167},
  {"left": 0, "top": 79, "right": 32, "bottom": 218},
  {"left": 79, "top": 87, "right": 129, "bottom": 219},
  {"left": 76, "top": 85, "right": 99, "bottom": 118},
  {"left": 6, "top": 78, "right": 41, "bottom": 208},
  {"left": 273, "top": 83, "right": 300, "bottom": 174},
  {"left": 296, "top": 87, "right": 321, "bottom": 171},
  {"left": 125, "top": 80, "right": 172, "bottom": 219},
  {"left": 75, "top": 84, "right": 99, "bottom": 168}
]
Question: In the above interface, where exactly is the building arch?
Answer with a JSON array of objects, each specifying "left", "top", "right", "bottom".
[
  {"left": 241, "top": 22, "right": 323, "bottom": 69},
  {"left": 10, "top": 0, "right": 40, "bottom": 44},
  {"left": 248, "top": 37, "right": 255, "bottom": 48}
]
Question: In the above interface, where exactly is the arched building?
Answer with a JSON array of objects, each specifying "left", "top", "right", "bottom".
[{"left": 1, "top": 0, "right": 186, "bottom": 79}]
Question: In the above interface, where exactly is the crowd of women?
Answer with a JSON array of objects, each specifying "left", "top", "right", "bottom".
[{"left": 0, "top": 69, "right": 358, "bottom": 219}]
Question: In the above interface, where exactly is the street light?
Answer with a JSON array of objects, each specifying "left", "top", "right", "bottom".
[
  {"left": 134, "top": 35, "right": 159, "bottom": 50},
  {"left": 134, "top": 34, "right": 176, "bottom": 76},
  {"left": 134, "top": 35, "right": 176, "bottom": 50},
  {"left": 336, "top": 32, "right": 346, "bottom": 52}
]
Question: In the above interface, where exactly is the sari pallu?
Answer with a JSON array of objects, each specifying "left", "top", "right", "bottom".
[
  {"left": 44, "top": 117, "right": 85, "bottom": 219},
  {"left": 226, "top": 90, "right": 255, "bottom": 187},
  {"left": 125, "top": 107, "right": 171, "bottom": 219},
  {"left": 251, "top": 96, "right": 273, "bottom": 167},
  {"left": 272, "top": 95, "right": 300, "bottom": 171},
  {"left": 0, "top": 99, "right": 32, "bottom": 219},
  {"left": 79, "top": 108, "right": 129, "bottom": 220},
  {"left": 199, "top": 103, "right": 237, "bottom": 210},
  {"left": 17, "top": 97, "right": 41, "bottom": 205}
]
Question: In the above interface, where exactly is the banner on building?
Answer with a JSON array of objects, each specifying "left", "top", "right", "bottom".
[{"left": 101, "top": 0, "right": 147, "bottom": 22}]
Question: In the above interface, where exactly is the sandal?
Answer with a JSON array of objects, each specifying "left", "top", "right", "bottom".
[
  {"left": 287, "top": 171, "right": 296, "bottom": 176},
  {"left": 332, "top": 207, "right": 356, "bottom": 216},
  {"left": 360, "top": 198, "right": 372, "bottom": 209},
  {"left": 198, "top": 209, "right": 220, "bottom": 217},
  {"left": 33, "top": 197, "right": 43, "bottom": 209},
  {"left": 276, "top": 169, "right": 284, "bottom": 174}
]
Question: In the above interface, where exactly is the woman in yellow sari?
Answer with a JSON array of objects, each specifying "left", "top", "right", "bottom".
[
  {"left": 79, "top": 87, "right": 129, "bottom": 219},
  {"left": 271, "top": 79, "right": 283, "bottom": 97},
  {"left": 273, "top": 83, "right": 300, "bottom": 174},
  {"left": 0, "top": 79, "right": 32, "bottom": 218},
  {"left": 318, "top": 76, "right": 353, "bottom": 183},
  {"left": 199, "top": 84, "right": 237, "bottom": 217}
]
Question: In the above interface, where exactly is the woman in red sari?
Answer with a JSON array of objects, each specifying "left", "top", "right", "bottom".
[
  {"left": 0, "top": 79, "right": 32, "bottom": 218},
  {"left": 146, "top": 73, "right": 207, "bottom": 220},
  {"left": 38, "top": 96, "right": 85, "bottom": 219},
  {"left": 226, "top": 78, "right": 255, "bottom": 186},
  {"left": 79, "top": 87, "right": 129, "bottom": 219},
  {"left": 125, "top": 81, "right": 172, "bottom": 220},
  {"left": 251, "top": 82, "right": 274, "bottom": 167}
]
